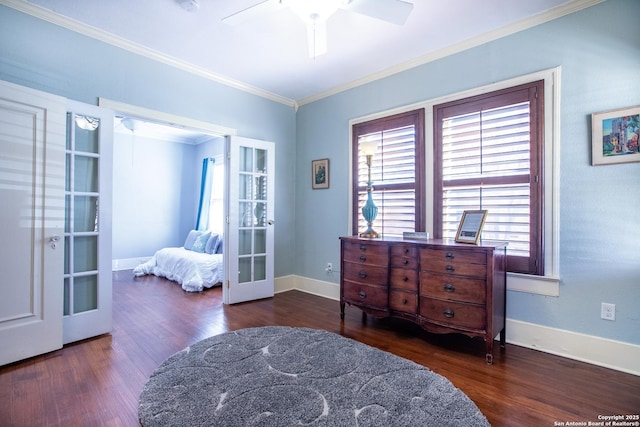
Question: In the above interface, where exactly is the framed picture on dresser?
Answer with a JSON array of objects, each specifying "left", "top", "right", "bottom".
[{"left": 455, "top": 210, "right": 488, "bottom": 244}]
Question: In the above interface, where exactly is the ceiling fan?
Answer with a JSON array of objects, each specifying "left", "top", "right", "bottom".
[{"left": 222, "top": 0, "right": 414, "bottom": 58}]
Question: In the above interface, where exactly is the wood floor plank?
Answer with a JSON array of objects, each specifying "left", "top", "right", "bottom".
[{"left": 0, "top": 271, "right": 638, "bottom": 426}]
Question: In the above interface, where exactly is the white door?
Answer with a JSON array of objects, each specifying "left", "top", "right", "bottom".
[
  {"left": 224, "top": 136, "right": 275, "bottom": 304},
  {"left": 63, "top": 101, "right": 113, "bottom": 344},
  {"left": 0, "top": 80, "right": 66, "bottom": 365}
]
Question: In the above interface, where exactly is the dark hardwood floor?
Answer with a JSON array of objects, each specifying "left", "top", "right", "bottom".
[{"left": 1, "top": 271, "right": 638, "bottom": 426}]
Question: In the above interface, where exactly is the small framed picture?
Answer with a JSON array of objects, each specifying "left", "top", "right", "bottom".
[
  {"left": 311, "top": 158, "right": 329, "bottom": 189},
  {"left": 455, "top": 210, "right": 488, "bottom": 245},
  {"left": 591, "top": 105, "right": 640, "bottom": 165}
]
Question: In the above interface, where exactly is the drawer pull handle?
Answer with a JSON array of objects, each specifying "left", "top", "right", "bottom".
[
  {"left": 402, "top": 276, "right": 409, "bottom": 282},
  {"left": 359, "top": 255, "right": 366, "bottom": 262},
  {"left": 444, "top": 309, "right": 455, "bottom": 318},
  {"left": 402, "top": 298, "right": 408, "bottom": 305},
  {"left": 359, "top": 271, "right": 367, "bottom": 278},
  {"left": 359, "top": 245, "right": 367, "bottom": 252},
  {"left": 403, "top": 259, "right": 409, "bottom": 265},
  {"left": 445, "top": 265, "right": 455, "bottom": 272},
  {"left": 403, "top": 248, "right": 409, "bottom": 254},
  {"left": 445, "top": 252, "right": 455, "bottom": 260},
  {"left": 359, "top": 290, "right": 367, "bottom": 299},
  {"left": 444, "top": 283, "right": 455, "bottom": 292}
]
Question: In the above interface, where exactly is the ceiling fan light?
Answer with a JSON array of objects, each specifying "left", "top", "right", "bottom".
[
  {"left": 178, "top": 0, "right": 199, "bottom": 13},
  {"left": 289, "top": 0, "right": 342, "bottom": 23}
]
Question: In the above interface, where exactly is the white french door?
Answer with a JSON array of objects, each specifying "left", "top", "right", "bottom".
[
  {"left": 63, "top": 101, "right": 113, "bottom": 344},
  {"left": 224, "top": 136, "right": 275, "bottom": 304},
  {"left": 0, "top": 80, "right": 66, "bottom": 365}
]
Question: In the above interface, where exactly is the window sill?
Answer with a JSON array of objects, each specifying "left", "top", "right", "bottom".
[{"left": 507, "top": 272, "right": 559, "bottom": 297}]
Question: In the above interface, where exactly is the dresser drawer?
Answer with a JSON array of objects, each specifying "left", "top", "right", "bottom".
[
  {"left": 343, "top": 241, "right": 388, "bottom": 265},
  {"left": 420, "top": 248, "right": 486, "bottom": 267},
  {"left": 389, "top": 290, "right": 417, "bottom": 314},
  {"left": 389, "top": 268, "right": 418, "bottom": 291},
  {"left": 420, "top": 297, "right": 486, "bottom": 331},
  {"left": 390, "top": 245, "right": 418, "bottom": 265},
  {"left": 343, "top": 281, "right": 388, "bottom": 308},
  {"left": 420, "top": 273, "right": 486, "bottom": 304},
  {"left": 343, "top": 261, "right": 388, "bottom": 285}
]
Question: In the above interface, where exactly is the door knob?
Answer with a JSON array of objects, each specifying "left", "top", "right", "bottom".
[{"left": 49, "top": 235, "right": 61, "bottom": 249}]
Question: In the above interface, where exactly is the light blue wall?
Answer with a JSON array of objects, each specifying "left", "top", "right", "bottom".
[
  {"left": 1, "top": 1, "right": 638, "bottom": 346},
  {"left": 295, "top": 0, "right": 640, "bottom": 344},
  {"left": 0, "top": 4, "right": 297, "bottom": 278}
]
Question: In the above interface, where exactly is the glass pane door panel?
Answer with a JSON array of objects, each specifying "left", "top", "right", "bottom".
[
  {"left": 256, "top": 149, "right": 267, "bottom": 173},
  {"left": 239, "top": 230, "right": 252, "bottom": 255},
  {"left": 254, "top": 202, "right": 266, "bottom": 226},
  {"left": 74, "top": 156, "right": 98, "bottom": 192},
  {"left": 63, "top": 279, "right": 70, "bottom": 316},
  {"left": 239, "top": 258, "right": 251, "bottom": 283},
  {"left": 73, "top": 275, "right": 98, "bottom": 313},
  {"left": 64, "top": 237, "right": 70, "bottom": 275},
  {"left": 73, "top": 115, "right": 99, "bottom": 153},
  {"left": 254, "top": 176, "right": 267, "bottom": 200},
  {"left": 65, "top": 154, "right": 71, "bottom": 191},
  {"left": 239, "top": 174, "right": 252, "bottom": 200},
  {"left": 64, "top": 195, "right": 71, "bottom": 232},
  {"left": 240, "top": 202, "right": 253, "bottom": 227},
  {"left": 254, "top": 256, "right": 266, "bottom": 281},
  {"left": 73, "top": 196, "right": 98, "bottom": 232},
  {"left": 240, "top": 146, "right": 252, "bottom": 172},
  {"left": 254, "top": 230, "right": 266, "bottom": 254},
  {"left": 73, "top": 236, "right": 97, "bottom": 273}
]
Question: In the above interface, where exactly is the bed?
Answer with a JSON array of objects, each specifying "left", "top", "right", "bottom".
[{"left": 133, "top": 230, "right": 224, "bottom": 292}]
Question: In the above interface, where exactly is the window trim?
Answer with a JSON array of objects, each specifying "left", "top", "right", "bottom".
[
  {"left": 350, "top": 109, "right": 425, "bottom": 237},
  {"left": 433, "top": 80, "right": 545, "bottom": 276},
  {"left": 349, "top": 67, "right": 561, "bottom": 296}
]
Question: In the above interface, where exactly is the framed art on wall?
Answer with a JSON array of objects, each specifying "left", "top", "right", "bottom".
[
  {"left": 591, "top": 105, "right": 640, "bottom": 165},
  {"left": 455, "top": 210, "right": 488, "bottom": 244},
  {"left": 312, "top": 158, "right": 329, "bottom": 189}
]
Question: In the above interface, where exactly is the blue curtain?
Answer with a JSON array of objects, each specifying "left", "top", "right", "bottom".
[{"left": 195, "top": 157, "right": 215, "bottom": 231}]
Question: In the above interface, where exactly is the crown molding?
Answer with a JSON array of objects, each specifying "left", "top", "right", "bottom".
[
  {"left": 2, "top": 0, "right": 602, "bottom": 108},
  {"left": 0, "top": 0, "right": 297, "bottom": 108}
]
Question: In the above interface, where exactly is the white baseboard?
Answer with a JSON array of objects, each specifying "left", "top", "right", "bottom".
[
  {"left": 277, "top": 275, "right": 639, "bottom": 376},
  {"left": 506, "top": 319, "right": 639, "bottom": 376},
  {"left": 112, "top": 257, "right": 150, "bottom": 271}
]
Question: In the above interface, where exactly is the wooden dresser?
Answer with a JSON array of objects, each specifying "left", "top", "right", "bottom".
[{"left": 340, "top": 236, "right": 507, "bottom": 364}]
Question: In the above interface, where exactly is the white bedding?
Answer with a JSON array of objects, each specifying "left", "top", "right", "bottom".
[{"left": 133, "top": 247, "right": 224, "bottom": 292}]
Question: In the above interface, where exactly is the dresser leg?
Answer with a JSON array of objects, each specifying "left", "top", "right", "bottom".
[
  {"left": 500, "top": 328, "right": 506, "bottom": 349},
  {"left": 340, "top": 302, "right": 345, "bottom": 320}
]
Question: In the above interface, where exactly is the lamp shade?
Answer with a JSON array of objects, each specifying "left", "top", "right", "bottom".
[{"left": 361, "top": 140, "right": 378, "bottom": 156}]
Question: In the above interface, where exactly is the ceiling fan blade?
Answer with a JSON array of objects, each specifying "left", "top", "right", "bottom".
[
  {"left": 345, "top": 0, "right": 413, "bottom": 25},
  {"left": 306, "top": 19, "right": 328, "bottom": 58},
  {"left": 222, "top": 0, "right": 282, "bottom": 25}
]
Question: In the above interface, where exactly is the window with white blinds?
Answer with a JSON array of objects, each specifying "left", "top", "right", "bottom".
[
  {"left": 434, "top": 80, "right": 544, "bottom": 275},
  {"left": 352, "top": 109, "right": 425, "bottom": 237}
]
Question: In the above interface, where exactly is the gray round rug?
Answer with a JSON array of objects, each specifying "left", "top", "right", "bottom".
[{"left": 139, "top": 326, "right": 490, "bottom": 426}]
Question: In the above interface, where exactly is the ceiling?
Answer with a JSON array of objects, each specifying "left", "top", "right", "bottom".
[{"left": 10, "top": 0, "right": 596, "bottom": 105}]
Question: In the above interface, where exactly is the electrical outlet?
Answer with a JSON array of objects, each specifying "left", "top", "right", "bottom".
[
  {"left": 326, "top": 262, "right": 333, "bottom": 273},
  {"left": 601, "top": 302, "right": 615, "bottom": 321}
]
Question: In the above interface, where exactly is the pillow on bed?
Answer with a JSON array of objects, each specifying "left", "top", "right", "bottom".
[
  {"left": 184, "top": 230, "right": 203, "bottom": 249},
  {"left": 205, "top": 233, "right": 219, "bottom": 254},
  {"left": 214, "top": 235, "right": 223, "bottom": 254},
  {"left": 191, "top": 232, "right": 211, "bottom": 253}
]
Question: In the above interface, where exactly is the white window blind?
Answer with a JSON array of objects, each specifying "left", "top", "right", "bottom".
[
  {"left": 353, "top": 109, "right": 424, "bottom": 237},
  {"left": 441, "top": 101, "right": 532, "bottom": 257}
]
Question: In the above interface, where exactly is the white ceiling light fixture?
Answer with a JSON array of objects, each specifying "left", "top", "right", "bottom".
[
  {"left": 222, "top": 0, "right": 413, "bottom": 58},
  {"left": 178, "top": 0, "right": 200, "bottom": 13},
  {"left": 289, "top": 0, "right": 346, "bottom": 58}
]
